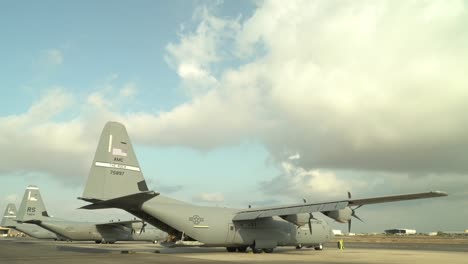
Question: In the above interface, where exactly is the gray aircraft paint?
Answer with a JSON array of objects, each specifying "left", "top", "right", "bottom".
[
  {"left": 16, "top": 185, "right": 166, "bottom": 243},
  {"left": 1, "top": 201, "right": 58, "bottom": 239},
  {"left": 79, "top": 122, "right": 448, "bottom": 251}
]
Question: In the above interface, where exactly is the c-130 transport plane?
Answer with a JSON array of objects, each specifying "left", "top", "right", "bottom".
[
  {"left": 79, "top": 122, "right": 447, "bottom": 253},
  {"left": 16, "top": 185, "right": 166, "bottom": 244},
  {"left": 1, "top": 202, "right": 60, "bottom": 240}
]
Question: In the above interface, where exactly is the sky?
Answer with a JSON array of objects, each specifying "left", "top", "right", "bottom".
[{"left": 1, "top": 0, "right": 467, "bottom": 234}]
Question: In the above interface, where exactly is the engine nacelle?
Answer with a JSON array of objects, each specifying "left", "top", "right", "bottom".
[
  {"left": 280, "top": 213, "right": 310, "bottom": 226},
  {"left": 323, "top": 207, "right": 352, "bottom": 223}
]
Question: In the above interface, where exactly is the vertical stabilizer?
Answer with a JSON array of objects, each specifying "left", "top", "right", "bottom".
[
  {"left": 1, "top": 203, "right": 17, "bottom": 227},
  {"left": 81, "top": 121, "right": 149, "bottom": 201},
  {"left": 17, "top": 185, "right": 49, "bottom": 222}
]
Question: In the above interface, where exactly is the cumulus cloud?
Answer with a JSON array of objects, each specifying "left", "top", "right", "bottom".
[
  {"left": 121, "top": 0, "right": 468, "bottom": 204},
  {"left": 0, "top": 82, "right": 137, "bottom": 185},
  {"left": 144, "top": 0, "right": 468, "bottom": 178},
  {"left": 165, "top": 5, "right": 241, "bottom": 96},
  {"left": 261, "top": 161, "right": 361, "bottom": 200},
  {"left": 2, "top": 1, "right": 468, "bottom": 210}
]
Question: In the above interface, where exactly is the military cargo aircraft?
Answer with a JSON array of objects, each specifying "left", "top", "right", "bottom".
[
  {"left": 78, "top": 122, "right": 448, "bottom": 253},
  {"left": 1, "top": 201, "right": 59, "bottom": 240},
  {"left": 17, "top": 185, "right": 167, "bottom": 243}
]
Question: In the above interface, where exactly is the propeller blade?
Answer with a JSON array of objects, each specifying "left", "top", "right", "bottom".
[
  {"left": 348, "top": 220, "right": 351, "bottom": 233},
  {"left": 352, "top": 212, "right": 364, "bottom": 223},
  {"left": 308, "top": 213, "right": 316, "bottom": 235},
  {"left": 347, "top": 191, "right": 351, "bottom": 199},
  {"left": 351, "top": 206, "right": 364, "bottom": 222},
  {"left": 140, "top": 222, "right": 147, "bottom": 234}
]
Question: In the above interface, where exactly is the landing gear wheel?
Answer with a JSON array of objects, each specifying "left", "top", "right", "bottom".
[
  {"left": 251, "top": 247, "right": 263, "bottom": 254},
  {"left": 226, "top": 247, "right": 237, "bottom": 252},
  {"left": 296, "top": 244, "right": 303, "bottom": 249},
  {"left": 95, "top": 240, "right": 101, "bottom": 244},
  {"left": 314, "top": 244, "right": 323, "bottom": 250},
  {"left": 263, "top": 248, "right": 274, "bottom": 253},
  {"left": 237, "top": 246, "right": 248, "bottom": 252}
]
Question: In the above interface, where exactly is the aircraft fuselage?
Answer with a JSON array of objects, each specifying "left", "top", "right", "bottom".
[
  {"left": 10, "top": 223, "right": 58, "bottom": 239},
  {"left": 37, "top": 220, "right": 165, "bottom": 243},
  {"left": 136, "top": 195, "right": 332, "bottom": 247}
]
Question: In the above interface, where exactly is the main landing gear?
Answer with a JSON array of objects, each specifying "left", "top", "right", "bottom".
[
  {"left": 225, "top": 246, "right": 273, "bottom": 253},
  {"left": 295, "top": 243, "right": 323, "bottom": 250},
  {"left": 314, "top": 244, "right": 323, "bottom": 250},
  {"left": 225, "top": 246, "right": 248, "bottom": 252},
  {"left": 251, "top": 246, "right": 274, "bottom": 253}
]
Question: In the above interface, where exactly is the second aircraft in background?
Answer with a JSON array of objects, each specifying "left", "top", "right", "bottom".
[{"left": 16, "top": 185, "right": 166, "bottom": 244}]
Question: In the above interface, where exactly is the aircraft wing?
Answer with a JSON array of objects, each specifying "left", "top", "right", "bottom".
[
  {"left": 232, "top": 191, "right": 447, "bottom": 221},
  {"left": 233, "top": 201, "right": 349, "bottom": 221},
  {"left": 347, "top": 191, "right": 447, "bottom": 206}
]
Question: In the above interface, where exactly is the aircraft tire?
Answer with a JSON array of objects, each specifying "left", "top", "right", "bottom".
[
  {"left": 237, "top": 246, "right": 248, "bottom": 252},
  {"left": 95, "top": 240, "right": 101, "bottom": 244},
  {"left": 251, "top": 247, "right": 263, "bottom": 254},
  {"left": 226, "top": 247, "right": 237, "bottom": 252},
  {"left": 296, "top": 244, "right": 303, "bottom": 249},
  {"left": 263, "top": 248, "right": 274, "bottom": 253},
  {"left": 314, "top": 244, "right": 323, "bottom": 250}
]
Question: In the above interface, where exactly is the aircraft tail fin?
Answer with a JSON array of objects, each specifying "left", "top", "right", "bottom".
[
  {"left": 16, "top": 185, "right": 50, "bottom": 222},
  {"left": 80, "top": 122, "right": 149, "bottom": 202},
  {"left": 1, "top": 203, "right": 17, "bottom": 227}
]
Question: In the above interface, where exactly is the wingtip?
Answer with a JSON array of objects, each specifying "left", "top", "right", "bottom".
[{"left": 432, "top": 191, "right": 448, "bottom": 196}]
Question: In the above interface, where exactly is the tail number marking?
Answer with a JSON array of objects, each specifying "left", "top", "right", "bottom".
[
  {"left": 27, "top": 207, "right": 36, "bottom": 215},
  {"left": 95, "top": 162, "right": 141, "bottom": 172},
  {"left": 110, "top": 170, "right": 124, "bottom": 176}
]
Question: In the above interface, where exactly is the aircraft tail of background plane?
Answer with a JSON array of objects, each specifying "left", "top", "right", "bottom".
[
  {"left": 17, "top": 185, "right": 50, "bottom": 222},
  {"left": 1, "top": 203, "right": 17, "bottom": 227},
  {"left": 80, "top": 122, "right": 150, "bottom": 202}
]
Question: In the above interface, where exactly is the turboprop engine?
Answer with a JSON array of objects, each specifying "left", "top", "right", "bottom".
[
  {"left": 281, "top": 213, "right": 318, "bottom": 234},
  {"left": 280, "top": 213, "right": 310, "bottom": 226},
  {"left": 322, "top": 207, "right": 352, "bottom": 223},
  {"left": 323, "top": 192, "right": 364, "bottom": 232}
]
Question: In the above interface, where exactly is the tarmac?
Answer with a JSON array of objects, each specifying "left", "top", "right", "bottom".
[{"left": 0, "top": 238, "right": 467, "bottom": 264}]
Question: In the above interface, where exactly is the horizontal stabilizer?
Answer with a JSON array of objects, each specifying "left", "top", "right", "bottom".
[
  {"left": 16, "top": 219, "right": 42, "bottom": 225},
  {"left": 79, "top": 191, "right": 159, "bottom": 210}
]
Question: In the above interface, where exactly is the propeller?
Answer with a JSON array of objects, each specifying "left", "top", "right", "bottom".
[
  {"left": 303, "top": 198, "right": 317, "bottom": 235},
  {"left": 140, "top": 221, "right": 147, "bottom": 234},
  {"left": 347, "top": 192, "right": 364, "bottom": 233}
]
